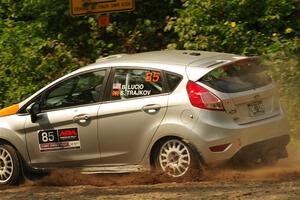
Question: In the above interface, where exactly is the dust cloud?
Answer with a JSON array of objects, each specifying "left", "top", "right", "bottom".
[
  {"left": 27, "top": 145, "right": 300, "bottom": 187},
  {"left": 32, "top": 170, "right": 188, "bottom": 187},
  {"left": 204, "top": 145, "right": 300, "bottom": 182}
]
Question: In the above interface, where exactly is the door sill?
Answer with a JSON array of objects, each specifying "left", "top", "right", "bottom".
[{"left": 80, "top": 165, "right": 145, "bottom": 174}]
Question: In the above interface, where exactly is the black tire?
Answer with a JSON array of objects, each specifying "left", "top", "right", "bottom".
[
  {"left": 23, "top": 167, "right": 50, "bottom": 181},
  {"left": 0, "top": 144, "right": 21, "bottom": 185},
  {"left": 154, "top": 139, "right": 202, "bottom": 179}
]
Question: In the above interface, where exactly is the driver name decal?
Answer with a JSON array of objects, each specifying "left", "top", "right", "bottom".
[
  {"left": 38, "top": 128, "right": 80, "bottom": 152},
  {"left": 111, "top": 71, "right": 160, "bottom": 97},
  {"left": 112, "top": 83, "right": 151, "bottom": 97}
]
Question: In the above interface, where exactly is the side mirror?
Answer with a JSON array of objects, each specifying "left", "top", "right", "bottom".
[{"left": 26, "top": 102, "right": 40, "bottom": 123}]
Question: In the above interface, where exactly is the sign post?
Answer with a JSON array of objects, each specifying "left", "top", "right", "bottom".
[{"left": 98, "top": 15, "right": 110, "bottom": 27}]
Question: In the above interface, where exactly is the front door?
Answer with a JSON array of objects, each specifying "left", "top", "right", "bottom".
[{"left": 25, "top": 69, "right": 108, "bottom": 168}]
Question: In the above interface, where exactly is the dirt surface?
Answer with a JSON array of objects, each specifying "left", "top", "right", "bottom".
[{"left": 0, "top": 149, "right": 299, "bottom": 199}]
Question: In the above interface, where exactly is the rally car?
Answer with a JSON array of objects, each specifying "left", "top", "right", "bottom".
[{"left": 0, "top": 50, "right": 290, "bottom": 185}]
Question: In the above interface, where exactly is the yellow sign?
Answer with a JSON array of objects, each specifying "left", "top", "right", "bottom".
[{"left": 70, "top": 0, "right": 135, "bottom": 16}]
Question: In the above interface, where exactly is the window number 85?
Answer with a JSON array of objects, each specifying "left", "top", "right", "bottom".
[{"left": 145, "top": 72, "right": 160, "bottom": 82}]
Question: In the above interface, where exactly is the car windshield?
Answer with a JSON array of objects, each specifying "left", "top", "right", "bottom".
[{"left": 199, "top": 58, "right": 272, "bottom": 93}]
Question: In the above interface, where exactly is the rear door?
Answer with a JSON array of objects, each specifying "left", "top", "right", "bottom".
[
  {"left": 198, "top": 58, "right": 281, "bottom": 124},
  {"left": 98, "top": 67, "right": 168, "bottom": 165}
]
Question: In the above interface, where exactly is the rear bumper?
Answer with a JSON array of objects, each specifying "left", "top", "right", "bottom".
[{"left": 191, "top": 112, "right": 290, "bottom": 166}]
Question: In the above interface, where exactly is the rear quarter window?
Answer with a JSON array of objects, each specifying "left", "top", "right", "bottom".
[
  {"left": 166, "top": 72, "right": 183, "bottom": 93},
  {"left": 199, "top": 59, "right": 272, "bottom": 93}
]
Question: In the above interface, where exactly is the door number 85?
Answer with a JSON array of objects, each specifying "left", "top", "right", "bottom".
[{"left": 41, "top": 131, "right": 56, "bottom": 143}]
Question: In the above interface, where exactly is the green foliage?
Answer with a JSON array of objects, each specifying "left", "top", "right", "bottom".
[
  {"left": 0, "top": 0, "right": 180, "bottom": 107},
  {"left": 264, "top": 52, "right": 300, "bottom": 139},
  {"left": 166, "top": 0, "right": 300, "bottom": 55},
  {"left": 0, "top": 19, "right": 78, "bottom": 106}
]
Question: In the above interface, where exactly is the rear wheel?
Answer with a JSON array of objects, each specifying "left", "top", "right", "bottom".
[
  {"left": 0, "top": 144, "right": 21, "bottom": 185},
  {"left": 154, "top": 139, "right": 201, "bottom": 178}
]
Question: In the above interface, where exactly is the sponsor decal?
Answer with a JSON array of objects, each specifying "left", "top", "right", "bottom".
[{"left": 38, "top": 128, "right": 80, "bottom": 152}]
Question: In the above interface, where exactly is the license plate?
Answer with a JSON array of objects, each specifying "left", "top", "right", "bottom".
[{"left": 248, "top": 101, "right": 265, "bottom": 117}]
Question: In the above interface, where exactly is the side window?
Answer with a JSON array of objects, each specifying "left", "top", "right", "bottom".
[
  {"left": 111, "top": 68, "right": 163, "bottom": 100},
  {"left": 166, "top": 72, "right": 183, "bottom": 93},
  {"left": 41, "top": 70, "right": 106, "bottom": 111}
]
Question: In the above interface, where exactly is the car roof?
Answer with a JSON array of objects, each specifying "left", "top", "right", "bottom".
[
  {"left": 94, "top": 50, "right": 235, "bottom": 67},
  {"left": 69, "top": 50, "right": 246, "bottom": 82},
  {"left": 77, "top": 50, "right": 244, "bottom": 81}
]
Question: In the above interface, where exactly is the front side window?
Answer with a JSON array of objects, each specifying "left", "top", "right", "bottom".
[
  {"left": 41, "top": 70, "right": 106, "bottom": 110},
  {"left": 110, "top": 68, "right": 163, "bottom": 100}
]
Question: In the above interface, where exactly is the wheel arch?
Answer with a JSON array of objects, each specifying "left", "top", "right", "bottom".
[
  {"left": 0, "top": 130, "right": 30, "bottom": 164},
  {"left": 0, "top": 138, "right": 18, "bottom": 148},
  {"left": 0, "top": 138, "right": 27, "bottom": 166}
]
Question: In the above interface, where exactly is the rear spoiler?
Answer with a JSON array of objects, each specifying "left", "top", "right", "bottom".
[{"left": 186, "top": 55, "right": 262, "bottom": 81}]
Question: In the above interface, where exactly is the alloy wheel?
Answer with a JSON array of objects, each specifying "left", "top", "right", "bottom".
[
  {"left": 158, "top": 139, "right": 191, "bottom": 177},
  {"left": 0, "top": 147, "right": 14, "bottom": 183}
]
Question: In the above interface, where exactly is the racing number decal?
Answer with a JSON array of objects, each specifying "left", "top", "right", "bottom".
[
  {"left": 145, "top": 72, "right": 160, "bottom": 82},
  {"left": 38, "top": 128, "right": 80, "bottom": 152},
  {"left": 39, "top": 130, "right": 58, "bottom": 143}
]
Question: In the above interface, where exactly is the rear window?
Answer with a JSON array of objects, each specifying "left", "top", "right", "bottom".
[{"left": 199, "top": 58, "right": 272, "bottom": 93}]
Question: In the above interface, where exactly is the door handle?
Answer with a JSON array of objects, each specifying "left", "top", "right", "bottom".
[
  {"left": 73, "top": 114, "right": 90, "bottom": 124},
  {"left": 142, "top": 104, "right": 161, "bottom": 115}
]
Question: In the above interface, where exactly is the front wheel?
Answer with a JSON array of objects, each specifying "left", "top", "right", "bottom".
[
  {"left": 0, "top": 144, "right": 21, "bottom": 185},
  {"left": 154, "top": 139, "right": 201, "bottom": 178}
]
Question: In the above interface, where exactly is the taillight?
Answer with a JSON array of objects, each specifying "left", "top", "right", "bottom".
[{"left": 186, "top": 81, "right": 224, "bottom": 111}]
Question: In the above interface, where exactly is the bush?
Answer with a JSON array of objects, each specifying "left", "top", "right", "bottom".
[
  {"left": 0, "top": 19, "right": 88, "bottom": 107},
  {"left": 166, "top": 0, "right": 300, "bottom": 55},
  {"left": 0, "top": 0, "right": 181, "bottom": 107}
]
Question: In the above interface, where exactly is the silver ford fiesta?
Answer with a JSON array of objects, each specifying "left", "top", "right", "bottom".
[{"left": 0, "top": 50, "right": 290, "bottom": 185}]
